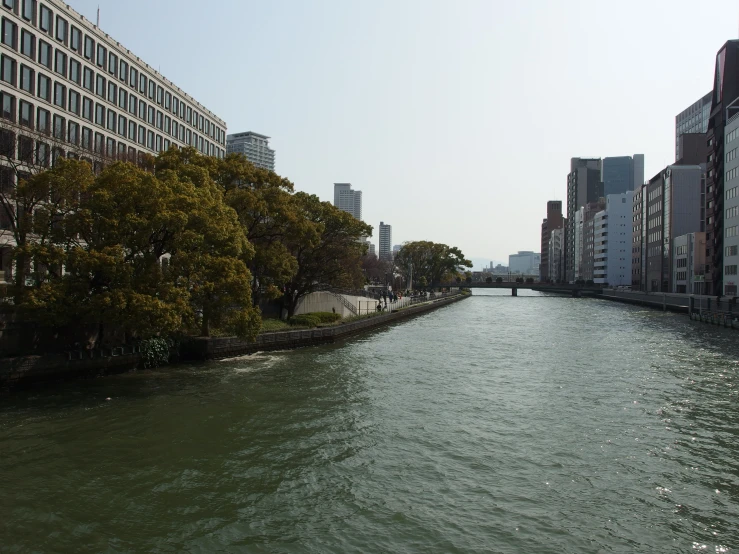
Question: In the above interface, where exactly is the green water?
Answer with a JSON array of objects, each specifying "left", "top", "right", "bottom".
[{"left": 1, "top": 290, "right": 738, "bottom": 553}]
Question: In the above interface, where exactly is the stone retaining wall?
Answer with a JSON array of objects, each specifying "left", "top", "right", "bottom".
[{"left": 182, "top": 293, "right": 470, "bottom": 361}]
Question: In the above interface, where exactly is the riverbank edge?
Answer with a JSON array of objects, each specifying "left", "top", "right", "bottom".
[
  {"left": 181, "top": 292, "right": 470, "bottom": 361},
  {"left": 1, "top": 293, "right": 469, "bottom": 387},
  {"left": 596, "top": 290, "right": 689, "bottom": 313}
]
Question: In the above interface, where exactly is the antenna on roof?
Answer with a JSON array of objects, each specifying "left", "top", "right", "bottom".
[{"left": 96, "top": 6, "right": 100, "bottom": 27}]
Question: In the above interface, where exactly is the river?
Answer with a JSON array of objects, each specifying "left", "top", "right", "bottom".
[{"left": 1, "top": 290, "right": 738, "bottom": 553}]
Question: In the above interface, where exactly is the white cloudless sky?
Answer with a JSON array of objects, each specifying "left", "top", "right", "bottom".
[{"left": 73, "top": 0, "right": 738, "bottom": 268}]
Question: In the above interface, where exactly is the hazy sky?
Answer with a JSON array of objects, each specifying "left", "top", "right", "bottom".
[{"left": 73, "top": 0, "right": 738, "bottom": 268}]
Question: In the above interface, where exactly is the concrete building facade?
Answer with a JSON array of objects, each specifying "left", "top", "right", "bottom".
[
  {"left": 580, "top": 200, "right": 606, "bottom": 282},
  {"left": 333, "top": 183, "right": 362, "bottom": 220},
  {"left": 722, "top": 104, "right": 739, "bottom": 295},
  {"left": 632, "top": 165, "right": 705, "bottom": 292},
  {"left": 378, "top": 221, "right": 392, "bottom": 261},
  {"left": 226, "top": 131, "right": 275, "bottom": 171},
  {"left": 0, "top": 0, "right": 226, "bottom": 284},
  {"left": 593, "top": 192, "right": 633, "bottom": 286},
  {"left": 675, "top": 92, "right": 711, "bottom": 161},
  {"left": 566, "top": 158, "right": 603, "bottom": 282},
  {"left": 673, "top": 232, "right": 707, "bottom": 294},
  {"left": 508, "top": 251, "right": 540, "bottom": 275},
  {"left": 548, "top": 227, "right": 565, "bottom": 283}
]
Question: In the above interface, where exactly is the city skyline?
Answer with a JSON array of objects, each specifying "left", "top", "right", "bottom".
[{"left": 27, "top": 0, "right": 739, "bottom": 264}]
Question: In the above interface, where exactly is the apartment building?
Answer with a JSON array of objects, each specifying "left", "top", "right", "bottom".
[
  {"left": 226, "top": 131, "right": 275, "bottom": 171},
  {"left": 593, "top": 192, "right": 633, "bottom": 286}
]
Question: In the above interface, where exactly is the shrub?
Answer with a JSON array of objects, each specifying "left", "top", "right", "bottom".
[
  {"left": 139, "top": 337, "right": 175, "bottom": 369},
  {"left": 485, "top": 277, "right": 493, "bottom": 284},
  {"left": 289, "top": 314, "right": 320, "bottom": 327},
  {"left": 585, "top": 279, "right": 594, "bottom": 287},
  {"left": 496, "top": 277, "right": 503, "bottom": 283},
  {"left": 310, "top": 312, "right": 342, "bottom": 324},
  {"left": 526, "top": 277, "right": 534, "bottom": 284}
]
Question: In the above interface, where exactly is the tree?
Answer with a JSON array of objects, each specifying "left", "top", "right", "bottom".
[
  {"left": 394, "top": 241, "right": 472, "bottom": 288},
  {"left": 496, "top": 277, "right": 503, "bottom": 283},
  {"left": 282, "top": 193, "right": 372, "bottom": 317},
  {"left": 485, "top": 276, "right": 493, "bottom": 284}
]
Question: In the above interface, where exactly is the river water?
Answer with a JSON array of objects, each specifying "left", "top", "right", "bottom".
[{"left": 1, "top": 290, "right": 738, "bottom": 553}]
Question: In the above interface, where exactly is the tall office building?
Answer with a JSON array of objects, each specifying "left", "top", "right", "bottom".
[
  {"left": 706, "top": 41, "right": 739, "bottom": 294},
  {"left": 547, "top": 226, "right": 566, "bottom": 283},
  {"left": 0, "top": 0, "right": 226, "bottom": 283},
  {"left": 539, "top": 200, "right": 563, "bottom": 281},
  {"left": 722, "top": 100, "right": 739, "bottom": 295},
  {"left": 631, "top": 165, "right": 704, "bottom": 292},
  {"left": 226, "top": 131, "right": 275, "bottom": 171},
  {"left": 378, "top": 221, "right": 392, "bottom": 261},
  {"left": 566, "top": 158, "right": 603, "bottom": 282},
  {"left": 675, "top": 92, "right": 711, "bottom": 161},
  {"left": 602, "top": 155, "right": 645, "bottom": 196},
  {"left": 509, "top": 251, "right": 540, "bottom": 275},
  {"left": 593, "top": 192, "right": 633, "bottom": 287},
  {"left": 333, "top": 183, "right": 362, "bottom": 220}
]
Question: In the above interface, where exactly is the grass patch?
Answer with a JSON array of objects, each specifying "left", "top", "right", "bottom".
[{"left": 260, "top": 318, "right": 293, "bottom": 332}]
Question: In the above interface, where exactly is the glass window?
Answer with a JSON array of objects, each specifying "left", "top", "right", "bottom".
[
  {"left": 36, "top": 106, "right": 49, "bottom": 133},
  {"left": 36, "top": 140, "right": 49, "bottom": 167},
  {"left": 52, "top": 113, "right": 64, "bottom": 140},
  {"left": 165, "top": 91, "right": 171, "bottom": 110},
  {"left": 0, "top": 54, "right": 15, "bottom": 86},
  {"left": 68, "top": 89, "right": 79, "bottom": 115},
  {"left": 83, "top": 66, "right": 93, "bottom": 91},
  {"left": 82, "top": 96, "right": 92, "bottom": 121},
  {"left": 129, "top": 66, "right": 137, "bottom": 88},
  {"left": 148, "top": 79, "right": 155, "bottom": 100},
  {"left": 54, "top": 15, "right": 66, "bottom": 43},
  {"left": 119, "top": 59, "right": 127, "bottom": 82},
  {"left": 19, "top": 99, "right": 32, "bottom": 127},
  {"left": 198, "top": 114, "right": 203, "bottom": 131},
  {"left": 22, "top": 0, "right": 34, "bottom": 23},
  {"left": 156, "top": 110, "right": 162, "bottom": 130},
  {"left": 0, "top": 91, "right": 15, "bottom": 122},
  {"left": 83, "top": 35, "right": 93, "bottom": 60},
  {"left": 147, "top": 105, "right": 154, "bottom": 125},
  {"left": 81, "top": 126, "right": 91, "bottom": 150},
  {"left": 69, "top": 58, "right": 80, "bottom": 84},
  {"left": 106, "top": 108, "right": 115, "bottom": 132},
  {"left": 54, "top": 49, "right": 66, "bottom": 76},
  {"left": 117, "top": 114, "right": 125, "bottom": 136},
  {"left": 137, "top": 125, "right": 144, "bottom": 145},
  {"left": 172, "top": 96, "right": 178, "bottom": 115},
  {"left": 19, "top": 64, "right": 32, "bottom": 92},
  {"left": 117, "top": 88, "right": 126, "bottom": 110},
  {"left": 70, "top": 25, "right": 80, "bottom": 51},
  {"left": 94, "top": 102, "right": 104, "bottom": 125},
  {"left": 2, "top": 0, "right": 15, "bottom": 10},
  {"left": 38, "top": 39, "right": 51, "bottom": 68},
  {"left": 53, "top": 81, "right": 64, "bottom": 108},
  {"left": 20, "top": 28, "right": 34, "bottom": 58},
  {"left": 108, "top": 52, "right": 117, "bottom": 75},
  {"left": 96, "top": 44, "right": 106, "bottom": 69},
  {"left": 2, "top": 17, "right": 17, "bottom": 50},
  {"left": 156, "top": 85, "right": 163, "bottom": 105},
  {"left": 39, "top": 3, "right": 51, "bottom": 33},
  {"left": 138, "top": 72, "right": 146, "bottom": 94},
  {"left": 127, "top": 119, "right": 135, "bottom": 141},
  {"left": 146, "top": 129, "right": 153, "bottom": 150},
  {"left": 172, "top": 120, "right": 178, "bottom": 138},
  {"left": 68, "top": 120, "right": 79, "bottom": 145},
  {"left": 95, "top": 74, "right": 105, "bottom": 98},
  {"left": 186, "top": 106, "right": 191, "bottom": 124},
  {"left": 105, "top": 136, "right": 115, "bottom": 157},
  {"left": 94, "top": 132, "right": 103, "bottom": 153},
  {"left": 128, "top": 93, "right": 136, "bottom": 115},
  {"left": 138, "top": 100, "right": 145, "bottom": 120},
  {"left": 155, "top": 134, "right": 162, "bottom": 152},
  {"left": 164, "top": 138, "right": 170, "bottom": 152},
  {"left": 107, "top": 81, "right": 116, "bottom": 103},
  {"left": 37, "top": 72, "right": 50, "bottom": 100},
  {"left": 179, "top": 100, "right": 185, "bottom": 120},
  {"left": 164, "top": 115, "right": 170, "bottom": 134}
]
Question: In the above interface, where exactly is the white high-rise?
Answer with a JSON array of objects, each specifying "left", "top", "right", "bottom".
[
  {"left": 226, "top": 131, "right": 275, "bottom": 171},
  {"left": 333, "top": 183, "right": 362, "bottom": 220},
  {"left": 593, "top": 192, "right": 633, "bottom": 286},
  {"left": 379, "top": 222, "right": 392, "bottom": 261}
]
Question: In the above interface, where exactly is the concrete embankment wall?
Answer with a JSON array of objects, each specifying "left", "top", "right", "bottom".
[
  {"left": 293, "top": 292, "right": 376, "bottom": 318},
  {"left": 182, "top": 293, "right": 470, "bottom": 361},
  {"left": 597, "top": 290, "right": 691, "bottom": 313},
  {"left": 1, "top": 294, "right": 469, "bottom": 387}
]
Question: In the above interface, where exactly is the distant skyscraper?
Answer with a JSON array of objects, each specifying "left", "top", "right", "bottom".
[
  {"left": 540, "top": 200, "right": 563, "bottom": 281},
  {"left": 566, "top": 158, "right": 603, "bottom": 282},
  {"left": 369, "top": 244, "right": 376, "bottom": 257},
  {"left": 333, "top": 183, "right": 363, "bottom": 220},
  {"left": 602, "top": 155, "right": 645, "bottom": 196},
  {"left": 226, "top": 132, "right": 276, "bottom": 171},
  {"left": 675, "top": 92, "right": 711, "bottom": 161},
  {"left": 379, "top": 222, "right": 392, "bottom": 261}
]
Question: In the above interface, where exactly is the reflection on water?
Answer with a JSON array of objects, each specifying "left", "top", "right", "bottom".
[{"left": 1, "top": 290, "right": 738, "bottom": 553}]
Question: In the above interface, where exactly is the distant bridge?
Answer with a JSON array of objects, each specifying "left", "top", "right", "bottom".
[{"left": 442, "top": 282, "right": 604, "bottom": 297}]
